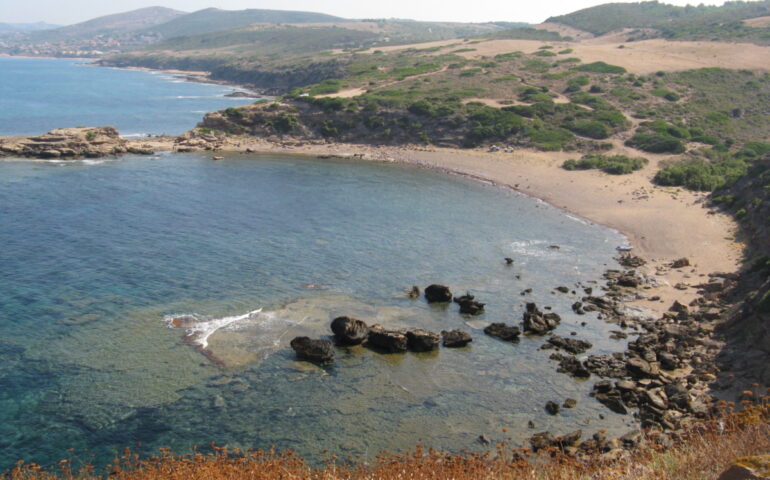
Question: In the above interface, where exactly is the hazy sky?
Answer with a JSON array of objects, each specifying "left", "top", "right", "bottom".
[{"left": 0, "top": 0, "right": 746, "bottom": 26}]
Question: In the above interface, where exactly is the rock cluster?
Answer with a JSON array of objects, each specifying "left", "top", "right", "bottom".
[{"left": 522, "top": 302, "right": 561, "bottom": 334}]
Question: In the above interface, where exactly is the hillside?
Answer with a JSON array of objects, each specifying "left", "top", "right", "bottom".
[
  {"left": 547, "top": 0, "right": 770, "bottom": 44},
  {"left": 139, "top": 7, "right": 348, "bottom": 39},
  {"left": 25, "top": 7, "right": 185, "bottom": 42}
]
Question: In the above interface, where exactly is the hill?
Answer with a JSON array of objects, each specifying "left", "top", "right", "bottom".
[
  {"left": 141, "top": 7, "right": 348, "bottom": 39},
  {"left": 547, "top": 0, "right": 770, "bottom": 44},
  {"left": 26, "top": 7, "right": 185, "bottom": 42}
]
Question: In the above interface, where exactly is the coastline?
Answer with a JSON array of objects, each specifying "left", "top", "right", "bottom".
[{"left": 149, "top": 136, "right": 742, "bottom": 315}]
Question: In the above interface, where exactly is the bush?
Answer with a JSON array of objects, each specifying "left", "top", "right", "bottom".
[
  {"left": 566, "top": 120, "right": 611, "bottom": 139},
  {"left": 654, "top": 156, "right": 748, "bottom": 191},
  {"left": 464, "top": 107, "right": 525, "bottom": 145},
  {"left": 308, "top": 79, "right": 343, "bottom": 96},
  {"left": 564, "top": 75, "right": 590, "bottom": 93},
  {"left": 651, "top": 88, "right": 681, "bottom": 101},
  {"left": 527, "top": 127, "right": 574, "bottom": 151},
  {"left": 626, "top": 133, "right": 686, "bottom": 153},
  {"left": 273, "top": 113, "right": 299, "bottom": 133},
  {"left": 576, "top": 62, "right": 627, "bottom": 74},
  {"left": 563, "top": 154, "right": 648, "bottom": 174}
]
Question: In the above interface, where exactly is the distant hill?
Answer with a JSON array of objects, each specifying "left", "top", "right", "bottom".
[
  {"left": 547, "top": 0, "right": 770, "bottom": 44},
  {"left": 26, "top": 6, "right": 185, "bottom": 42},
  {"left": 141, "top": 8, "right": 349, "bottom": 39},
  {"left": 0, "top": 22, "right": 58, "bottom": 34}
]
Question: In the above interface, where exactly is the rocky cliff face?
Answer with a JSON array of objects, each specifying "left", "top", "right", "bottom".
[
  {"left": 0, "top": 127, "right": 154, "bottom": 159},
  {"left": 714, "top": 158, "right": 770, "bottom": 393}
]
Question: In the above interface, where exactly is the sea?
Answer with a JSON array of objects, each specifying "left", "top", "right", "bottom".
[{"left": 0, "top": 57, "right": 636, "bottom": 471}]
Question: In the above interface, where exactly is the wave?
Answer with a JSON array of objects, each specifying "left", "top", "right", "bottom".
[
  {"left": 508, "top": 239, "right": 570, "bottom": 259},
  {"left": 166, "top": 308, "right": 263, "bottom": 349}
]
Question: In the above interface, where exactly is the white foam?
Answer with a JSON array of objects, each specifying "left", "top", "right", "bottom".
[{"left": 166, "top": 308, "right": 262, "bottom": 349}]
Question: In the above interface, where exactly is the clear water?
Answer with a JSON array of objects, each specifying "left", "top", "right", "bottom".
[
  {"left": 0, "top": 57, "right": 255, "bottom": 136},
  {"left": 0, "top": 153, "right": 636, "bottom": 471}
]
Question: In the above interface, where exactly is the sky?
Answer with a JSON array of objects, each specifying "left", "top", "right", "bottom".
[{"left": 0, "top": 0, "right": 746, "bottom": 26}]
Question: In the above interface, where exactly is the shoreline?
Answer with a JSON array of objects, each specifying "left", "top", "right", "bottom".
[{"left": 153, "top": 136, "right": 743, "bottom": 315}]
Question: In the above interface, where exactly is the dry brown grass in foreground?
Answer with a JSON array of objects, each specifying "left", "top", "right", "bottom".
[{"left": 5, "top": 399, "right": 769, "bottom": 480}]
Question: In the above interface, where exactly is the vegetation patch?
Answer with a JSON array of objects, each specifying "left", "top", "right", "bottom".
[
  {"left": 563, "top": 154, "right": 648, "bottom": 174},
  {"left": 576, "top": 61, "right": 627, "bottom": 74}
]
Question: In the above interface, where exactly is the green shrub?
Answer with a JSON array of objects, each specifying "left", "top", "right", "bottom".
[
  {"left": 562, "top": 154, "right": 648, "bottom": 174},
  {"left": 533, "top": 50, "right": 557, "bottom": 57},
  {"left": 464, "top": 107, "right": 524, "bottom": 145},
  {"left": 654, "top": 156, "right": 748, "bottom": 191},
  {"left": 308, "top": 79, "right": 343, "bottom": 96},
  {"left": 650, "top": 88, "right": 681, "bottom": 101},
  {"left": 627, "top": 133, "right": 686, "bottom": 153},
  {"left": 224, "top": 107, "right": 244, "bottom": 118},
  {"left": 576, "top": 62, "right": 627, "bottom": 74},
  {"left": 565, "top": 75, "right": 590, "bottom": 93},
  {"left": 566, "top": 120, "right": 611, "bottom": 139},
  {"left": 527, "top": 127, "right": 574, "bottom": 151},
  {"left": 558, "top": 48, "right": 574, "bottom": 54},
  {"left": 273, "top": 113, "right": 299, "bottom": 133}
]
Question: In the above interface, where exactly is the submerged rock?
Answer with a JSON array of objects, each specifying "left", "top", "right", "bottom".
[
  {"left": 290, "top": 337, "right": 334, "bottom": 364},
  {"left": 330, "top": 316, "right": 369, "bottom": 346},
  {"left": 441, "top": 329, "right": 472, "bottom": 348},
  {"left": 484, "top": 323, "right": 521, "bottom": 342},
  {"left": 548, "top": 335, "right": 593, "bottom": 354},
  {"left": 425, "top": 284, "right": 452, "bottom": 303}
]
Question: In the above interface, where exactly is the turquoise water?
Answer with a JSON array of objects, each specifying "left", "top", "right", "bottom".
[
  {"left": 0, "top": 57, "right": 254, "bottom": 136},
  {"left": 0, "top": 153, "right": 636, "bottom": 471}
]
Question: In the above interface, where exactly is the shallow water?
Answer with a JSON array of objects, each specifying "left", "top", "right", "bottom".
[
  {"left": 0, "top": 57, "right": 254, "bottom": 136},
  {"left": 0, "top": 153, "right": 636, "bottom": 470}
]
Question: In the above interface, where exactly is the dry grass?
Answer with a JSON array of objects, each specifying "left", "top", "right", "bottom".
[{"left": 5, "top": 397, "right": 769, "bottom": 480}]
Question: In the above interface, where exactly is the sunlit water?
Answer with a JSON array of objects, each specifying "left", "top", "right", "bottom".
[
  {"left": 0, "top": 57, "right": 255, "bottom": 136},
  {"left": 0, "top": 153, "right": 638, "bottom": 470}
]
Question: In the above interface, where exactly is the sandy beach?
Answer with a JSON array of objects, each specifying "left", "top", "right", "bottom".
[{"left": 157, "top": 136, "right": 741, "bottom": 315}]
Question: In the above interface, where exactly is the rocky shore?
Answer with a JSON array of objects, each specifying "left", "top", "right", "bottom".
[{"left": 0, "top": 127, "right": 156, "bottom": 159}]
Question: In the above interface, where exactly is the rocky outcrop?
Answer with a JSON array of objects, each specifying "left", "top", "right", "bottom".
[
  {"left": 454, "top": 293, "right": 485, "bottom": 315},
  {"left": 406, "top": 329, "right": 440, "bottom": 352},
  {"left": 0, "top": 127, "right": 151, "bottom": 159},
  {"left": 522, "top": 302, "right": 561, "bottom": 335},
  {"left": 290, "top": 336, "right": 334, "bottom": 363},
  {"left": 425, "top": 284, "right": 452, "bottom": 303},
  {"left": 330, "top": 316, "right": 369, "bottom": 345},
  {"left": 441, "top": 329, "right": 472, "bottom": 348},
  {"left": 367, "top": 325, "right": 408, "bottom": 353}
]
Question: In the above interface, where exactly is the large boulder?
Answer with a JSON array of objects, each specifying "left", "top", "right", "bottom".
[
  {"left": 717, "top": 456, "right": 770, "bottom": 480},
  {"left": 367, "top": 325, "right": 408, "bottom": 353},
  {"left": 484, "top": 323, "right": 521, "bottom": 342},
  {"left": 441, "top": 329, "right": 472, "bottom": 348},
  {"left": 425, "top": 284, "right": 452, "bottom": 303},
  {"left": 454, "top": 293, "right": 485, "bottom": 315},
  {"left": 330, "top": 316, "right": 369, "bottom": 345},
  {"left": 406, "top": 329, "right": 440, "bottom": 352},
  {"left": 290, "top": 337, "right": 334, "bottom": 364}
]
